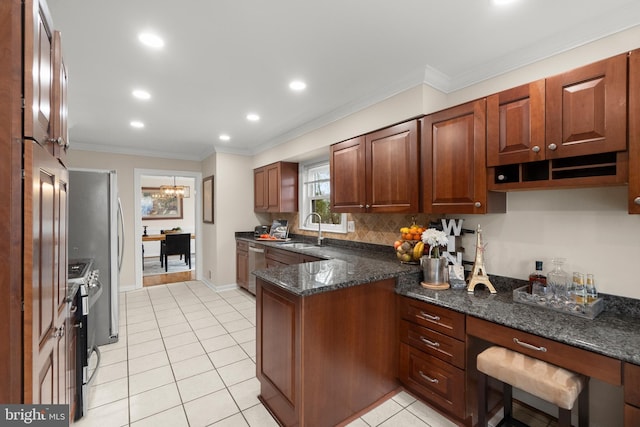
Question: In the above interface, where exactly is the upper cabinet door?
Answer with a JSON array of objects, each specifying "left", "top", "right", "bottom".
[
  {"left": 422, "top": 99, "right": 503, "bottom": 214},
  {"left": 24, "top": 0, "right": 53, "bottom": 146},
  {"left": 51, "top": 30, "right": 69, "bottom": 163},
  {"left": 330, "top": 136, "right": 366, "bottom": 212},
  {"left": 330, "top": 121, "right": 420, "bottom": 213},
  {"left": 254, "top": 167, "right": 268, "bottom": 212},
  {"left": 546, "top": 53, "right": 627, "bottom": 159},
  {"left": 253, "top": 162, "right": 298, "bottom": 213},
  {"left": 487, "top": 80, "right": 545, "bottom": 167},
  {"left": 629, "top": 49, "right": 640, "bottom": 214},
  {"left": 365, "top": 120, "right": 419, "bottom": 213}
]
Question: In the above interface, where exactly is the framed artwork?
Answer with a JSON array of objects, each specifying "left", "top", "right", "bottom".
[
  {"left": 141, "top": 187, "right": 183, "bottom": 220},
  {"left": 203, "top": 175, "right": 214, "bottom": 223}
]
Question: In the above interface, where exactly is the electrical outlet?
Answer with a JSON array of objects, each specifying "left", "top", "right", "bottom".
[
  {"left": 208, "top": 270, "right": 212, "bottom": 279},
  {"left": 347, "top": 221, "right": 355, "bottom": 232}
]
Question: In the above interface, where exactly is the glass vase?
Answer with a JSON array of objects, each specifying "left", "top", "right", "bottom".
[{"left": 547, "top": 258, "right": 569, "bottom": 302}]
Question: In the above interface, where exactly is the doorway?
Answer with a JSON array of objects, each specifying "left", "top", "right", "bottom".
[{"left": 134, "top": 169, "right": 202, "bottom": 288}]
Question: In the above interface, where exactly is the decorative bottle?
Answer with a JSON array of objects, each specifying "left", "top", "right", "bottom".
[
  {"left": 547, "top": 258, "right": 569, "bottom": 301},
  {"left": 528, "top": 260, "right": 546, "bottom": 292}
]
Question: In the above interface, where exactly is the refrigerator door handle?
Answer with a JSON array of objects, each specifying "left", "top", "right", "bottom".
[{"left": 117, "top": 197, "right": 124, "bottom": 272}]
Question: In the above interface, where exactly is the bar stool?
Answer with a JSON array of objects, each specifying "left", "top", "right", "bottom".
[{"left": 477, "top": 346, "right": 589, "bottom": 427}]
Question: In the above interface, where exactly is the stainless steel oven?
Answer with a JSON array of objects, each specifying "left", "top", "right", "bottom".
[{"left": 68, "top": 258, "right": 103, "bottom": 420}]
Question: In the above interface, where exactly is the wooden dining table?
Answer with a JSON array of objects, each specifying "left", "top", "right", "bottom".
[{"left": 142, "top": 233, "right": 195, "bottom": 242}]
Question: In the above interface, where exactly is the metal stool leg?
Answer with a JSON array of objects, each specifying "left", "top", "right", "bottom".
[
  {"left": 478, "top": 371, "right": 488, "bottom": 427},
  {"left": 578, "top": 379, "right": 590, "bottom": 427}
]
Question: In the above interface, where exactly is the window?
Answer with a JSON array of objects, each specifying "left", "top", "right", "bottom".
[{"left": 299, "top": 161, "right": 347, "bottom": 234}]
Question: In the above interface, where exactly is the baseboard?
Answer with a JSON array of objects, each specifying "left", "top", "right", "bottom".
[{"left": 201, "top": 279, "right": 238, "bottom": 293}]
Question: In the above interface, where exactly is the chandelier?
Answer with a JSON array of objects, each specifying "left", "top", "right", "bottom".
[{"left": 159, "top": 176, "right": 190, "bottom": 198}]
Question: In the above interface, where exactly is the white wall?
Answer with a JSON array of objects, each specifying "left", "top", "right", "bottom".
[{"left": 210, "top": 152, "right": 258, "bottom": 287}]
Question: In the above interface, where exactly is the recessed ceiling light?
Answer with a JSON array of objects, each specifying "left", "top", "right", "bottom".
[
  {"left": 219, "top": 134, "right": 231, "bottom": 141},
  {"left": 289, "top": 80, "right": 307, "bottom": 91},
  {"left": 130, "top": 120, "right": 145, "bottom": 128},
  {"left": 246, "top": 113, "right": 260, "bottom": 122},
  {"left": 492, "top": 0, "right": 518, "bottom": 5},
  {"left": 132, "top": 89, "right": 151, "bottom": 100},
  {"left": 138, "top": 32, "right": 164, "bottom": 49}
]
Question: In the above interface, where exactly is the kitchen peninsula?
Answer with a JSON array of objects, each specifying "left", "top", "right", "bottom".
[{"left": 248, "top": 237, "right": 640, "bottom": 427}]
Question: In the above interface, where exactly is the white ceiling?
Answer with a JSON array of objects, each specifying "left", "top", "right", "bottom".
[{"left": 47, "top": 0, "right": 640, "bottom": 161}]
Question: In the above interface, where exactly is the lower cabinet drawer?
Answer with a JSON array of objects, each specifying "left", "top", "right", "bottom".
[
  {"left": 399, "top": 343, "right": 465, "bottom": 419},
  {"left": 625, "top": 363, "right": 640, "bottom": 406},
  {"left": 400, "top": 320, "right": 465, "bottom": 369},
  {"left": 625, "top": 404, "right": 640, "bottom": 427}
]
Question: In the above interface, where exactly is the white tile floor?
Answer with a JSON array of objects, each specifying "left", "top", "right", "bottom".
[{"left": 73, "top": 280, "right": 460, "bottom": 427}]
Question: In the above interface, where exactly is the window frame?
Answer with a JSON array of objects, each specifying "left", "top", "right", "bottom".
[{"left": 298, "top": 159, "right": 347, "bottom": 234}]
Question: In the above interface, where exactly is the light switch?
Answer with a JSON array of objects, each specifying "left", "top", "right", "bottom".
[{"left": 347, "top": 221, "right": 355, "bottom": 232}]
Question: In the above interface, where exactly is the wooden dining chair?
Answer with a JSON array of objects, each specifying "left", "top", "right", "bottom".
[{"left": 160, "top": 233, "right": 191, "bottom": 272}]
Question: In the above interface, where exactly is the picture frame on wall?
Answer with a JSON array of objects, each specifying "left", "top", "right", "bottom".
[
  {"left": 203, "top": 175, "right": 214, "bottom": 223},
  {"left": 141, "top": 187, "right": 184, "bottom": 220}
]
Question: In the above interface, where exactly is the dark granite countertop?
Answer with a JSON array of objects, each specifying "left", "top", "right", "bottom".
[
  {"left": 397, "top": 278, "right": 640, "bottom": 366},
  {"left": 237, "top": 232, "right": 640, "bottom": 366},
  {"left": 239, "top": 232, "right": 422, "bottom": 295}
]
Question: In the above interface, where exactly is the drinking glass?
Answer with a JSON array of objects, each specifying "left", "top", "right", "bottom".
[{"left": 586, "top": 274, "right": 598, "bottom": 302}]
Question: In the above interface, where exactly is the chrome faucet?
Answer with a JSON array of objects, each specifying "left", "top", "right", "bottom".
[{"left": 304, "top": 212, "right": 323, "bottom": 246}]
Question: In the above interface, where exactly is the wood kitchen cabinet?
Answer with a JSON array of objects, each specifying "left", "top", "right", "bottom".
[
  {"left": 330, "top": 120, "right": 420, "bottom": 213},
  {"left": 421, "top": 100, "right": 505, "bottom": 214},
  {"left": 18, "top": 0, "right": 70, "bottom": 410},
  {"left": 254, "top": 162, "right": 298, "bottom": 213},
  {"left": 398, "top": 296, "right": 468, "bottom": 423},
  {"left": 487, "top": 80, "right": 546, "bottom": 167},
  {"left": 546, "top": 53, "right": 627, "bottom": 160},
  {"left": 489, "top": 54, "right": 628, "bottom": 190},
  {"left": 624, "top": 363, "right": 640, "bottom": 427},
  {"left": 50, "top": 30, "right": 69, "bottom": 164},
  {"left": 629, "top": 49, "right": 640, "bottom": 214},
  {"left": 236, "top": 240, "right": 249, "bottom": 290},
  {"left": 257, "top": 277, "right": 398, "bottom": 427}
]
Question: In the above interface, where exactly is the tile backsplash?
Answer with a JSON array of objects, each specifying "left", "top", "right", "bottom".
[{"left": 267, "top": 213, "right": 437, "bottom": 246}]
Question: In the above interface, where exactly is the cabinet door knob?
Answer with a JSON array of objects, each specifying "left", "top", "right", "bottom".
[
  {"left": 497, "top": 174, "right": 506, "bottom": 181},
  {"left": 359, "top": 205, "right": 364, "bottom": 208},
  {"left": 531, "top": 145, "right": 540, "bottom": 153},
  {"left": 48, "top": 137, "right": 64, "bottom": 146},
  {"left": 635, "top": 197, "right": 640, "bottom": 205},
  {"left": 365, "top": 204, "right": 370, "bottom": 209},
  {"left": 548, "top": 143, "right": 557, "bottom": 151},
  {"left": 474, "top": 202, "right": 482, "bottom": 208}
]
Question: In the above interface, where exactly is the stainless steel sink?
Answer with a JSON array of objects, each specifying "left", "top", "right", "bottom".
[{"left": 279, "top": 242, "right": 316, "bottom": 249}]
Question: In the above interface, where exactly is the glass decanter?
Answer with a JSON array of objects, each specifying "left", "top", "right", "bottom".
[{"left": 547, "top": 258, "right": 569, "bottom": 302}]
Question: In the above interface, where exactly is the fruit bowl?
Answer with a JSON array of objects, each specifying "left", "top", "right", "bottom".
[
  {"left": 394, "top": 224, "right": 426, "bottom": 264},
  {"left": 394, "top": 240, "right": 425, "bottom": 264}
]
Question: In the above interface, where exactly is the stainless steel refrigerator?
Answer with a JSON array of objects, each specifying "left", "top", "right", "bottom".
[{"left": 69, "top": 169, "right": 123, "bottom": 347}]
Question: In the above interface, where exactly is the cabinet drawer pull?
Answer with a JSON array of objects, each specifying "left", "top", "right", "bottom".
[
  {"left": 513, "top": 337, "right": 547, "bottom": 352},
  {"left": 420, "top": 336, "right": 440, "bottom": 347},
  {"left": 419, "top": 311, "right": 440, "bottom": 321},
  {"left": 418, "top": 370, "right": 439, "bottom": 383}
]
